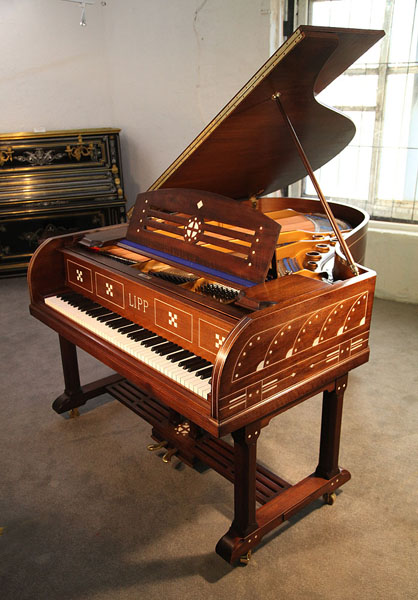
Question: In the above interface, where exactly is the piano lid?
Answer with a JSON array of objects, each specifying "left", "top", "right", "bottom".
[{"left": 149, "top": 26, "right": 384, "bottom": 200}]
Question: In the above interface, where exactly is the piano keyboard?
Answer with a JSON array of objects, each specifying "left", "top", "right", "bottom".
[{"left": 45, "top": 292, "right": 213, "bottom": 399}]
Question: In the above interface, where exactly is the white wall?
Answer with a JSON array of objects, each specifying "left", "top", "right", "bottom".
[
  {"left": 365, "top": 222, "right": 418, "bottom": 305},
  {"left": 0, "top": 0, "right": 271, "bottom": 206},
  {"left": 0, "top": 0, "right": 112, "bottom": 131},
  {"left": 102, "top": 0, "right": 271, "bottom": 204}
]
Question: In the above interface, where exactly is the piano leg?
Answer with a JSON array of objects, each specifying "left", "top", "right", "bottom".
[
  {"left": 315, "top": 374, "right": 347, "bottom": 480},
  {"left": 215, "top": 424, "right": 260, "bottom": 564},
  {"left": 215, "top": 377, "right": 351, "bottom": 565},
  {"left": 315, "top": 374, "right": 347, "bottom": 503},
  {"left": 52, "top": 334, "right": 124, "bottom": 414},
  {"left": 230, "top": 427, "right": 259, "bottom": 538},
  {"left": 52, "top": 335, "right": 84, "bottom": 414}
]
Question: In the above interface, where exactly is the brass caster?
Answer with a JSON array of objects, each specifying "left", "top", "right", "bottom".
[
  {"left": 147, "top": 440, "right": 167, "bottom": 452},
  {"left": 162, "top": 448, "right": 177, "bottom": 463},
  {"left": 323, "top": 492, "right": 336, "bottom": 505},
  {"left": 69, "top": 408, "right": 80, "bottom": 418},
  {"left": 239, "top": 550, "right": 252, "bottom": 565}
]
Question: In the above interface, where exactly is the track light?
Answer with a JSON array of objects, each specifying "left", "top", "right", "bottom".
[{"left": 60, "top": 0, "right": 95, "bottom": 27}]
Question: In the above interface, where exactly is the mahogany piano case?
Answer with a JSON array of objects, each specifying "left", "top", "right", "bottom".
[{"left": 28, "top": 26, "right": 384, "bottom": 565}]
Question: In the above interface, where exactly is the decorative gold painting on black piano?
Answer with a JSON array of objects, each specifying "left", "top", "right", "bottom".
[{"left": 0, "top": 128, "right": 125, "bottom": 276}]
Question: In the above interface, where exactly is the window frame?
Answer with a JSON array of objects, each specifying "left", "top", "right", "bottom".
[{"left": 291, "top": 0, "right": 418, "bottom": 223}]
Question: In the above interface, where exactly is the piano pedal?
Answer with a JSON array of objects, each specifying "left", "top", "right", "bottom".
[
  {"left": 147, "top": 440, "right": 167, "bottom": 452},
  {"left": 162, "top": 448, "right": 177, "bottom": 463},
  {"left": 69, "top": 408, "right": 80, "bottom": 418}
]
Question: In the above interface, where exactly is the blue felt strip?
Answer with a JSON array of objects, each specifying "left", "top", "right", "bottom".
[
  {"left": 283, "top": 257, "right": 291, "bottom": 272},
  {"left": 119, "top": 239, "right": 254, "bottom": 288}
]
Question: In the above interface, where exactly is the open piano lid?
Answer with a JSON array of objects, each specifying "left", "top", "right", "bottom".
[{"left": 149, "top": 26, "right": 384, "bottom": 200}]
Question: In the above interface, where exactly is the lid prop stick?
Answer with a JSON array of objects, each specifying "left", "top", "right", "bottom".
[{"left": 273, "top": 93, "right": 359, "bottom": 277}]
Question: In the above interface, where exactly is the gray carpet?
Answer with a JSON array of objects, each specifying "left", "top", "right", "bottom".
[{"left": 1, "top": 276, "right": 417, "bottom": 599}]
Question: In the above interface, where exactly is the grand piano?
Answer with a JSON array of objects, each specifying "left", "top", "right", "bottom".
[{"left": 28, "top": 25, "right": 384, "bottom": 564}]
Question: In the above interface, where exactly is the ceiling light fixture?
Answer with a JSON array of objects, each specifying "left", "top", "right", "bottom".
[{"left": 60, "top": 0, "right": 95, "bottom": 27}]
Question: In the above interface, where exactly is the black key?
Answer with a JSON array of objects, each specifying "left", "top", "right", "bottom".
[
  {"left": 142, "top": 336, "right": 167, "bottom": 348},
  {"left": 68, "top": 295, "right": 93, "bottom": 306},
  {"left": 105, "top": 318, "right": 127, "bottom": 329},
  {"left": 178, "top": 356, "right": 202, "bottom": 368},
  {"left": 168, "top": 350, "right": 194, "bottom": 363},
  {"left": 79, "top": 301, "right": 101, "bottom": 311},
  {"left": 115, "top": 319, "right": 135, "bottom": 328},
  {"left": 153, "top": 341, "right": 175, "bottom": 353},
  {"left": 61, "top": 292, "right": 74, "bottom": 299},
  {"left": 59, "top": 292, "right": 80, "bottom": 302},
  {"left": 76, "top": 298, "right": 98, "bottom": 307},
  {"left": 86, "top": 306, "right": 111, "bottom": 317},
  {"left": 97, "top": 312, "right": 120, "bottom": 322},
  {"left": 118, "top": 324, "right": 143, "bottom": 334},
  {"left": 67, "top": 297, "right": 89, "bottom": 307},
  {"left": 127, "top": 329, "right": 149, "bottom": 340},
  {"left": 128, "top": 329, "right": 156, "bottom": 341},
  {"left": 186, "top": 359, "right": 210, "bottom": 372},
  {"left": 196, "top": 366, "right": 213, "bottom": 379},
  {"left": 106, "top": 318, "right": 132, "bottom": 329},
  {"left": 154, "top": 343, "right": 181, "bottom": 356},
  {"left": 194, "top": 359, "right": 212, "bottom": 370}
]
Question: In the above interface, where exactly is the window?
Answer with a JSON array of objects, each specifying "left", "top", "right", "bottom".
[{"left": 295, "top": 0, "right": 418, "bottom": 222}]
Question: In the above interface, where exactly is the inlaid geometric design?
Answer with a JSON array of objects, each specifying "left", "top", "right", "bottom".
[
  {"left": 67, "top": 260, "right": 93, "bottom": 292},
  {"left": 232, "top": 292, "right": 369, "bottom": 381},
  {"left": 168, "top": 311, "right": 178, "bottom": 328},
  {"left": 221, "top": 328, "right": 371, "bottom": 420},
  {"left": 215, "top": 333, "right": 226, "bottom": 349},
  {"left": 175, "top": 422, "right": 190, "bottom": 436},
  {"left": 155, "top": 299, "right": 192, "bottom": 342},
  {"left": 351, "top": 336, "right": 366, "bottom": 352},
  {"left": 198, "top": 319, "right": 231, "bottom": 356},
  {"left": 128, "top": 189, "right": 279, "bottom": 288},
  {"left": 184, "top": 216, "right": 202, "bottom": 243},
  {"left": 95, "top": 272, "right": 124, "bottom": 309}
]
